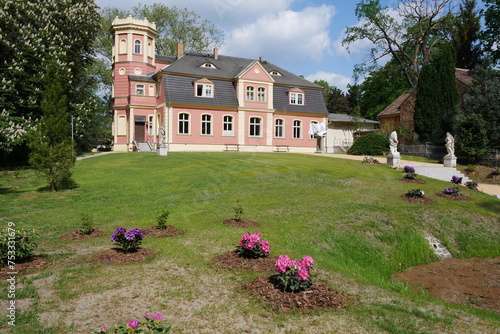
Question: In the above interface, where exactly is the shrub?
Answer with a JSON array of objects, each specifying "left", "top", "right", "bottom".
[
  {"left": 156, "top": 210, "right": 170, "bottom": 229},
  {"left": 93, "top": 313, "right": 171, "bottom": 333},
  {"left": 235, "top": 232, "right": 270, "bottom": 259},
  {"left": 404, "top": 172, "right": 417, "bottom": 180},
  {"left": 233, "top": 200, "right": 243, "bottom": 222},
  {"left": 492, "top": 167, "right": 500, "bottom": 175},
  {"left": 0, "top": 224, "right": 38, "bottom": 265},
  {"left": 406, "top": 189, "right": 425, "bottom": 198},
  {"left": 110, "top": 228, "right": 144, "bottom": 253},
  {"left": 273, "top": 255, "right": 314, "bottom": 292},
  {"left": 347, "top": 133, "right": 389, "bottom": 156},
  {"left": 79, "top": 214, "right": 95, "bottom": 235},
  {"left": 450, "top": 175, "right": 463, "bottom": 184},
  {"left": 444, "top": 186, "right": 460, "bottom": 196},
  {"left": 403, "top": 166, "right": 415, "bottom": 173},
  {"left": 465, "top": 181, "right": 478, "bottom": 190}
]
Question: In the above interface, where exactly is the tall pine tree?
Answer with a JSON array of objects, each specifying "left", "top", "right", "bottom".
[
  {"left": 452, "top": 0, "right": 482, "bottom": 69},
  {"left": 29, "top": 66, "right": 76, "bottom": 191},
  {"left": 414, "top": 46, "right": 460, "bottom": 143}
]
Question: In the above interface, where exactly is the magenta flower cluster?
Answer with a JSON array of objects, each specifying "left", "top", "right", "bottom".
[
  {"left": 236, "top": 232, "right": 270, "bottom": 258},
  {"left": 93, "top": 313, "right": 170, "bottom": 333},
  {"left": 404, "top": 166, "right": 415, "bottom": 173},
  {"left": 450, "top": 175, "right": 463, "bottom": 184},
  {"left": 110, "top": 227, "right": 144, "bottom": 252},
  {"left": 275, "top": 254, "right": 314, "bottom": 281}
]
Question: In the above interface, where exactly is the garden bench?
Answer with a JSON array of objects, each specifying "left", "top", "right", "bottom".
[
  {"left": 224, "top": 144, "right": 240, "bottom": 152},
  {"left": 274, "top": 145, "right": 290, "bottom": 152}
]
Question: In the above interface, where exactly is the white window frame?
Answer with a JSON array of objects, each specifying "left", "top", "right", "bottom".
[
  {"left": 134, "top": 40, "right": 142, "bottom": 54},
  {"left": 258, "top": 87, "right": 266, "bottom": 102},
  {"left": 148, "top": 115, "right": 154, "bottom": 136},
  {"left": 178, "top": 113, "right": 190, "bottom": 135},
  {"left": 249, "top": 117, "right": 262, "bottom": 137},
  {"left": 246, "top": 86, "right": 255, "bottom": 101},
  {"left": 223, "top": 115, "right": 233, "bottom": 137},
  {"left": 275, "top": 119, "right": 284, "bottom": 138},
  {"left": 201, "top": 114, "right": 212, "bottom": 135},
  {"left": 290, "top": 92, "right": 304, "bottom": 105},
  {"left": 293, "top": 120, "right": 302, "bottom": 139},
  {"left": 136, "top": 84, "right": 145, "bottom": 95},
  {"left": 195, "top": 83, "right": 214, "bottom": 98}
]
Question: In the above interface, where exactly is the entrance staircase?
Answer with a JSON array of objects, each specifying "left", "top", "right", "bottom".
[
  {"left": 408, "top": 163, "right": 470, "bottom": 184},
  {"left": 135, "top": 142, "right": 155, "bottom": 152}
]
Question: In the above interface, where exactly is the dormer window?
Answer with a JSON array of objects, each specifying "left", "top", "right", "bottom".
[
  {"left": 194, "top": 78, "right": 214, "bottom": 98},
  {"left": 270, "top": 70, "right": 282, "bottom": 76},
  {"left": 200, "top": 62, "right": 216, "bottom": 69},
  {"left": 289, "top": 88, "right": 304, "bottom": 105}
]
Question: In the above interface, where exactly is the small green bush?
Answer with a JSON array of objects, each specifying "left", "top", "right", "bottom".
[
  {"left": 347, "top": 133, "right": 389, "bottom": 155},
  {"left": 156, "top": 210, "right": 170, "bottom": 229},
  {"left": 79, "top": 214, "right": 95, "bottom": 235}
]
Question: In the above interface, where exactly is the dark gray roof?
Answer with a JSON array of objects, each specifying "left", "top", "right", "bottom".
[
  {"left": 163, "top": 74, "right": 239, "bottom": 107},
  {"left": 128, "top": 74, "right": 156, "bottom": 83},
  {"left": 260, "top": 61, "right": 322, "bottom": 88},
  {"left": 274, "top": 86, "right": 327, "bottom": 114},
  {"left": 328, "top": 113, "right": 379, "bottom": 124}
]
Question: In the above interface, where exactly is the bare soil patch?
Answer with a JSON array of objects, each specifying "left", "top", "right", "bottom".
[
  {"left": 0, "top": 256, "right": 51, "bottom": 279},
  {"left": 398, "top": 178, "right": 426, "bottom": 184},
  {"left": 92, "top": 248, "right": 157, "bottom": 265},
  {"left": 142, "top": 225, "right": 185, "bottom": 237},
  {"left": 401, "top": 194, "right": 435, "bottom": 204},
  {"left": 212, "top": 251, "right": 279, "bottom": 271},
  {"left": 393, "top": 257, "right": 500, "bottom": 313},
  {"left": 243, "top": 275, "right": 349, "bottom": 312},
  {"left": 436, "top": 191, "right": 470, "bottom": 201},
  {"left": 60, "top": 229, "right": 106, "bottom": 240},
  {"left": 222, "top": 219, "right": 258, "bottom": 227}
]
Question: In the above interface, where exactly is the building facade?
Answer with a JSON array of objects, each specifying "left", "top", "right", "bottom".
[{"left": 110, "top": 17, "right": 329, "bottom": 153}]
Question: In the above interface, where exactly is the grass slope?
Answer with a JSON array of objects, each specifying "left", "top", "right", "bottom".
[{"left": 1, "top": 152, "right": 499, "bottom": 333}]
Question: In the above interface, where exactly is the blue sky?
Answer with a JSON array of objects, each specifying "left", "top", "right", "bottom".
[{"left": 92, "top": 0, "right": 429, "bottom": 91}]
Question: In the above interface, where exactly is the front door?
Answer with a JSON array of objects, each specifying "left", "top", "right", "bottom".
[{"left": 134, "top": 121, "right": 145, "bottom": 143}]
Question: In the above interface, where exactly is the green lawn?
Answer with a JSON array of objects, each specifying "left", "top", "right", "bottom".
[{"left": 1, "top": 152, "right": 499, "bottom": 333}]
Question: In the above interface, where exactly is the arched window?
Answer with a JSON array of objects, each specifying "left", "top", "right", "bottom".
[
  {"left": 178, "top": 113, "right": 190, "bottom": 134},
  {"left": 134, "top": 40, "right": 142, "bottom": 54},
  {"left": 223, "top": 115, "right": 233, "bottom": 136},
  {"left": 249, "top": 117, "right": 261, "bottom": 137},
  {"left": 275, "top": 119, "right": 284, "bottom": 138},
  {"left": 201, "top": 114, "right": 212, "bottom": 135}
]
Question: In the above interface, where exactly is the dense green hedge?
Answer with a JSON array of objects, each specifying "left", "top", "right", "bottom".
[{"left": 347, "top": 133, "right": 389, "bottom": 155}]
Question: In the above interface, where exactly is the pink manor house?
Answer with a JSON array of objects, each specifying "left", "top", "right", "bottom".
[{"left": 110, "top": 16, "right": 333, "bottom": 153}]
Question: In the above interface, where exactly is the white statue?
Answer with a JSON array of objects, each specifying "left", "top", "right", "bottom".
[
  {"left": 389, "top": 131, "right": 399, "bottom": 155},
  {"left": 445, "top": 132, "right": 454, "bottom": 156}
]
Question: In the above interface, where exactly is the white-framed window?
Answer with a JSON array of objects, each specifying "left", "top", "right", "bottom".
[
  {"left": 275, "top": 119, "right": 284, "bottom": 138},
  {"left": 148, "top": 115, "right": 154, "bottom": 136},
  {"left": 293, "top": 120, "right": 301, "bottom": 139},
  {"left": 290, "top": 92, "right": 304, "bottom": 105},
  {"left": 258, "top": 87, "right": 266, "bottom": 102},
  {"left": 249, "top": 117, "right": 261, "bottom": 137},
  {"left": 195, "top": 83, "right": 213, "bottom": 97},
  {"left": 201, "top": 114, "right": 212, "bottom": 135},
  {"left": 223, "top": 115, "right": 233, "bottom": 136},
  {"left": 246, "top": 86, "right": 255, "bottom": 101},
  {"left": 201, "top": 62, "right": 216, "bottom": 68},
  {"left": 178, "top": 113, "right": 190, "bottom": 134},
  {"left": 310, "top": 121, "right": 318, "bottom": 139},
  {"left": 136, "top": 84, "right": 144, "bottom": 95},
  {"left": 270, "top": 70, "right": 282, "bottom": 76},
  {"left": 134, "top": 40, "right": 142, "bottom": 54}
]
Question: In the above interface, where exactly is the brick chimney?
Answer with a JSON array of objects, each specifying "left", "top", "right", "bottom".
[
  {"left": 214, "top": 48, "right": 219, "bottom": 60},
  {"left": 177, "top": 42, "right": 184, "bottom": 59},
  {"left": 259, "top": 56, "right": 264, "bottom": 62}
]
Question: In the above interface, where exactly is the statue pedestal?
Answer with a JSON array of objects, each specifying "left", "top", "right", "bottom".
[
  {"left": 443, "top": 154, "right": 456, "bottom": 167},
  {"left": 157, "top": 144, "right": 168, "bottom": 156},
  {"left": 387, "top": 152, "right": 401, "bottom": 167}
]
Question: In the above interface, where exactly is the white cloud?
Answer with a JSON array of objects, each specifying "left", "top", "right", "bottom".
[
  {"left": 305, "top": 71, "right": 352, "bottom": 92},
  {"left": 221, "top": 5, "right": 335, "bottom": 64}
]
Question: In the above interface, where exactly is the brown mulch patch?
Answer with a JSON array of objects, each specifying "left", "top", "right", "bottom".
[
  {"left": 243, "top": 275, "right": 349, "bottom": 312},
  {"left": 92, "top": 248, "right": 157, "bottom": 265},
  {"left": 212, "top": 251, "right": 279, "bottom": 271},
  {"left": 142, "top": 225, "right": 185, "bottom": 237},
  {"left": 398, "top": 178, "right": 425, "bottom": 184},
  {"left": 60, "top": 229, "right": 106, "bottom": 240},
  {"left": 393, "top": 257, "right": 500, "bottom": 313},
  {"left": 436, "top": 191, "right": 470, "bottom": 201},
  {"left": 401, "top": 194, "right": 434, "bottom": 204},
  {"left": 0, "top": 256, "right": 51, "bottom": 279},
  {"left": 222, "top": 219, "right": 258, "bottom": 227}
]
